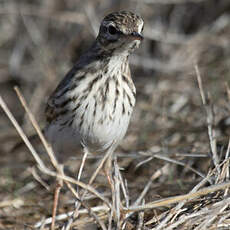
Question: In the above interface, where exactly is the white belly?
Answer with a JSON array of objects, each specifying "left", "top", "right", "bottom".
[
  {"left": 45, "top": 86, "right": 134, "bottom": 154},
  {"left": 45, "top": 105, "right": 132, "bottom": 154}
]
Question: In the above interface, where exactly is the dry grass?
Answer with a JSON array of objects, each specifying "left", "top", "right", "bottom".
[{"left": 1, "top": 0, "right": 230, "bottom": 229}]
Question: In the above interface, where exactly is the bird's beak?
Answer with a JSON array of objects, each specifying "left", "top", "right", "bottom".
[{"left": 129, "top": 31, "right": 144, "bottom": 41}]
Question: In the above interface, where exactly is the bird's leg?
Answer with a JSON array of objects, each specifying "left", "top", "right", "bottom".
[
  {"left": 104, "top": 152, "right": 115, "bottom": 192},
  {"left": 103, "top": 143, "right": 118, "bottom": 192},
  {"left": 77, "top": 146, "right": 90, "bottom": 182},
  {"left": 104, "top": 153, "right": 123, "bottom": 227},
  {"left": 104, "top": 152, "right": 116, "bottom": 229},
  {"left": 75, "top": 146, "right": 90, "bottom": 210}
]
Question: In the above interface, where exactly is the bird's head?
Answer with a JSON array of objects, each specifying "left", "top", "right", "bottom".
[{"left": 97, "top": 11, "right": 144, "bottom": 54}]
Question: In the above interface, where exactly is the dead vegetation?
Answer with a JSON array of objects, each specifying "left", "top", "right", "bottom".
[{"left": 0, "top": 0, "right": 230, "bottom": 229}]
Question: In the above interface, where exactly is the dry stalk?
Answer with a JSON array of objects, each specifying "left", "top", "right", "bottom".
[
  {"left": 14, "top": 86, "right": 60, "bottom": 171},
  {"left": 137, "top": 200, "right": 145, "bottom": 230},
  {"left": 194, "top": 64, "right": 220, "bottom": 175},
  {"left": 153, "top": 153, "right": 207, "bottom": 180},
  {"left": 51, "top": 166, "right": 64, "bottom": 230},
  {"left": 29, "top": 167, "right": 50, "bottom": 191},
  {"left": 125, "top": 181, "right": 230, "bottom": 213},
  {"left": 134, "top": 164, "right": 170, "bottom": 206},
  {"left": 34, "top": 205, "right": 109, "bottom": 228}
]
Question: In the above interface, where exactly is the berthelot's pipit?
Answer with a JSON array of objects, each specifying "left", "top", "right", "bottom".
[{"left": 45, "top": 11, "right": 144, "bottom": 176}]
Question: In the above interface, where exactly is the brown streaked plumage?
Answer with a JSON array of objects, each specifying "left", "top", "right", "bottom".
[{"left": 45, "top": 11, "right": 144, "bottom": 161}]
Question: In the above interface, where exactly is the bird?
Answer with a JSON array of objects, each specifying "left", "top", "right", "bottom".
[{"left": 45, "top": 11, "right": 144, "bottom": 178}]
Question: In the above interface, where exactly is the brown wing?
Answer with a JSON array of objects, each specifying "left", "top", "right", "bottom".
[
  {"left": 45, "top": 98, "right": 57, "bottom": 123},
  {"left": 45, "top": 65, "right": 80, "bottom": 124}
]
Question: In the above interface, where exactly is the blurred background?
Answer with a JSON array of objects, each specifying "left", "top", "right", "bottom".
[{"left": 0, "top": 0, "right": 230, "bottom": 228}]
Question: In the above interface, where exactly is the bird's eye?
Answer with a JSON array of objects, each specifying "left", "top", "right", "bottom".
[{"left": 108, "top": 25, "right": 118, "bottom": 35}]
